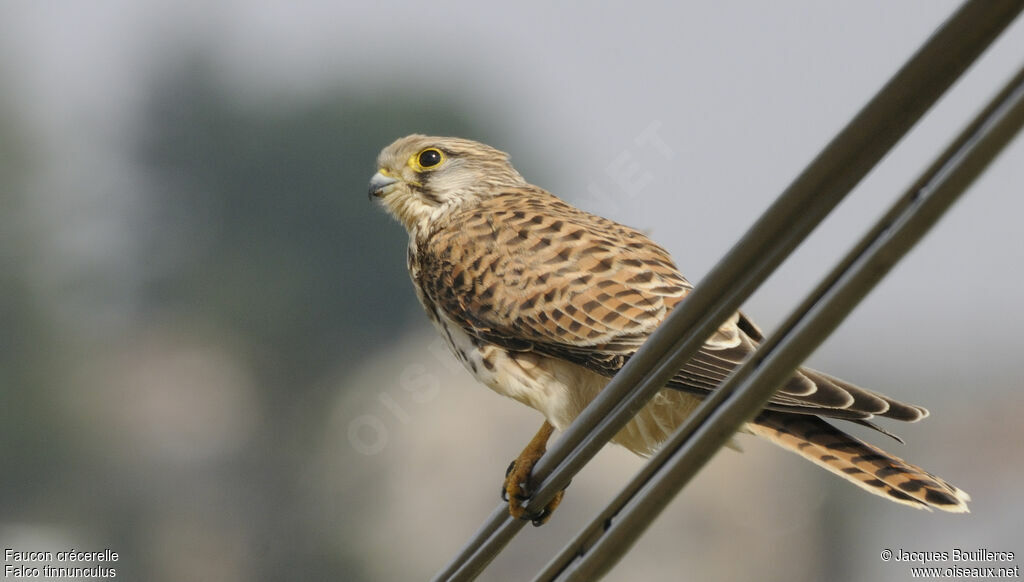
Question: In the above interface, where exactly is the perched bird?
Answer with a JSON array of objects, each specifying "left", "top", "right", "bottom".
[{"left": 369, "top": 134, "right": 970, "bottom": 523}]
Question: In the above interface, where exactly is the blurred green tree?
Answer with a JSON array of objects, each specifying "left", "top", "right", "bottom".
[
  {"left": 0, "top": 83, "right": 67, "bottom": 507},
  {"left": 137, "top": 59, "right": 492, "bottom": 580},
  {"left": 139, "top": 61, "right": 488, "bottom": 392}
]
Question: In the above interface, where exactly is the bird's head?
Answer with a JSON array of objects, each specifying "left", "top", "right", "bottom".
[{"left": 369, "top": 134, "right": 527, "bottom": 234}]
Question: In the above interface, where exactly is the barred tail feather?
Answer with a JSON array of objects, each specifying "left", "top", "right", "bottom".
[{"left": 750, "top": 411, "right": 970, "bottom": 513}]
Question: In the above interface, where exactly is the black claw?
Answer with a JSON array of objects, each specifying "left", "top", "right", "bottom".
[
  {"left": 502, "top": 459, "right": 519, "bottom": 502},
  {"left": 529, "top": 507, "right": 551, "bottom": 527},
  {"left": 516, "top": 500, "right": 553, "bottom": 525},
  {"left": 508, "top": 502, "right": 545, "bottom": 524}
]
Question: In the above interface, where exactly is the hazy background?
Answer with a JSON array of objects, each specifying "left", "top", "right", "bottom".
[{"left": 1, "top": 2, "right": 1022, "bottom": 580}]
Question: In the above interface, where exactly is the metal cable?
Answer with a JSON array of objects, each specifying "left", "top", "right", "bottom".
[
  {"left": 543, "top": 59, "right": 1024, "bottom": 582},
  {"left": 431, "top": 2, "right": 1023, "bottom": 580}
]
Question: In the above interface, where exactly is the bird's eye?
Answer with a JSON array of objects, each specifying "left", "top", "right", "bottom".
[{"left": 416, "top": 148, "right": 445, "bottom": 169}]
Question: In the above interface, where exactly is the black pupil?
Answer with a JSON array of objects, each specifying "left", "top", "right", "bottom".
[{"left": 419, "top": 149, "right": 442, "bottom": 167}]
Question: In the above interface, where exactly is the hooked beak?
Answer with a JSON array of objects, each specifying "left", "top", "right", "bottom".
[{"left": 368, "top": 171, "right": 399, "bottom": 199}]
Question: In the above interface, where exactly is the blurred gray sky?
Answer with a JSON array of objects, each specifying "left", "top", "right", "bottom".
[
  {"left": 2, "top": 2, "right": 1023, "bottom": 581},
  {"left": 3, "top": 1, "right": 1023, "bottom": 369}
]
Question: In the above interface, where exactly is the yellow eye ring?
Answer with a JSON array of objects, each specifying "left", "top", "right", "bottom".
[{"left": 412, "top": 148, "right": 445, "bottom": 171}]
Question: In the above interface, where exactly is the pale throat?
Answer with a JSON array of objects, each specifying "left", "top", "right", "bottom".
[{"left": 384, "top": 191, "right": 442, "bottom": 233}]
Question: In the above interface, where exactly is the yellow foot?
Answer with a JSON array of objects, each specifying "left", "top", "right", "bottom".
[{"left": 500, "top": 421, "right": 567, "bottom": 526}]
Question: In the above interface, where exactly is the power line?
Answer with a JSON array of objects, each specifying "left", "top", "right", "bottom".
[{"left": 431, "top": 2, "right": 1024, "bottom": 580}]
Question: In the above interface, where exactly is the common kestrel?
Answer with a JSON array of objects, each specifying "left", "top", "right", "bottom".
[{"left": 369, "top": 134, "right": 970, "bottom": 524}]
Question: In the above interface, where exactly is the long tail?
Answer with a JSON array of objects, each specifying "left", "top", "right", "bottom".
[{"left": 750, "top": 411, "right": 970, "bottom": 512}]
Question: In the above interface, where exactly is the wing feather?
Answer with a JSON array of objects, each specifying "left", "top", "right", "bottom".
[{"left": 416, "top": 187, "right": 926, "bottom": 424}]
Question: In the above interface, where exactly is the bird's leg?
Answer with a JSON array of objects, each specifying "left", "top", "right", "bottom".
[{"left": 501, "top": 420, "right": 566, "bottom": 526}]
